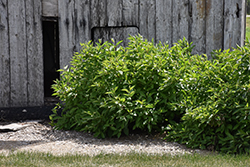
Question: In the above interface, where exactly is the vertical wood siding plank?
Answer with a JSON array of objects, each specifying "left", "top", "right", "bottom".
[
  {"left": 224, "top": 0, "right": 245, "bottom": 50},
  {"left": 75, "top": 0, "right": 91, "bottom": 52},
  {"left": 58, "top": 0, "right": 76, "bottom": 68},
  {"left": 26, "top": 0, "right": 44, "bottom": 106},
  {"left": 172, "top": 0, "right": 180, "bottom": 44},
  {"left": 139, "top": 0, "right": 156, "bottom": 41},
  {"left": 8, "top": 0, "right": 28, "bottom": 107},
  {"left": 206, "top": 0, "right": 224, "bottom": 57},
  {"left": 190, "top": 0, "right": 206, "bottom": 55},
  {"left": 90, "top": 0, "right": 107, "bottom": 28},
  {"left": 0, "top": 0, "right": 10, "bottom": 107},
  {"left": 107, "top": 0, "right": 122, "bottom": 26},
  {"left": 122, "top": 0, "right": 139, "bottom": 26},
  {"left": 172, "top": 0, "right": 190, "bottom": 44},
  {"left": 156, "top": 0, "right": 172, "bottom": 44}
]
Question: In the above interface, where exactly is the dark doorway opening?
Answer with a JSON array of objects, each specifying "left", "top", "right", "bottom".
[{"left": 42, "top": 18, "right": 60, "bottom": 98}]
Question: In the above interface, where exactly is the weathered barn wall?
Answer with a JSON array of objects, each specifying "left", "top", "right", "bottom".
[
  {"left": 0, "top": 0, "right": 43, "bottom": 107},
  {"left": 0, "top": 0, "right": 246, "bottom": 108},
  {"left": 57, "top": 0, "right": 246, "bottom": 67}
]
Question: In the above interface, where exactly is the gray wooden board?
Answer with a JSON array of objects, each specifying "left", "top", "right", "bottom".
[
  {"left": 107, "top": 0, "right": 122, "bottom": 26},
  {"left": 206, "top": 0, "right": 224, "bottom": 58},
  {"left": 0, "top": 0, "right": 10, "bottom": 107},
  {"left": 156, "top": 0, "right": 172, "bottom": 45},
  {"left": 58, "top": 0, "right": 76, "bottom": 69},
  {"left": 139, "top": 0, "right": 156, "bottom": 42},
  {"left": 190, "top": 0, "right": 206, "bottom": 55},
  {"left": 8, "top": 0, "right": 28, "bottom": 107},
  {"left": 26, "top": 0, "right": 44, "bottom": 106},
  {"left": 74, "top": 0, "right": 91, "bottom": 52},
  {"left": 224, "top": 0, "right": 245, "bottom": 49},
  {"left": 90, "top": 0, "right": 107, "bottom": 28},
  {"left": 172, "top": 0, "right": 190, "bottom": 44},
  {"left": 122, "top": 0, "right": 139, "bottom": 26},
  {"left": 42, "top": 0, "right": 58, "bottom": 17}
]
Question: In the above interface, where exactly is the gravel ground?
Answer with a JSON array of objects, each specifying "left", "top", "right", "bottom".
[{"left": 0, "top": 121, "right": 212, "bottom": 156}]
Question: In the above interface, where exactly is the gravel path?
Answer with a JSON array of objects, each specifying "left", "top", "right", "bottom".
[{"left": 0, "top": 121, "right": 211, "bottom": 156}]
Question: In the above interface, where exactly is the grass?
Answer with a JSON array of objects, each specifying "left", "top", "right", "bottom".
[
  {"left": 0, "top": 152, "right": 250, "bottom": 167},
  {"left": 246, "top": 17, "right": 250, "bottom": 40}
]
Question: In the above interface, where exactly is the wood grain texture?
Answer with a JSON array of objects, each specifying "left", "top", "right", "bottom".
[
  {"left": 8, "top": 0, "right": 28, "bottom": 107},
  {"left": 107, "top": 0, "right": 122, "bottom": 26},
  {"left": 90, "top": 0, "right": 107, "bottom": 28},
  {"left": 42, "top": 0, "right": 58, "bottom": 17},
  {"left": 156, "top": 0, "right": 172, "bottom": 44},
  {"left": 206, "top": 0, "right": 224, "bottom": 58},
  {"left": 75, "top": 0, "right": 91, "bottom": 52},
  {"left": 139, "top": 0, "right": 156, "bottom": 42},
  {"left": 224, "top": 0, "right": 245, "bottom": 49},
  {"left": 26, "top": 0, "right": 44, "bottom": 106},
  {"left": 172, "top": 0, "right": 190, "bottom": 44},
  {"left": 122, "top": 0, "right": 139, "bottom": 26},
  {"left": 58, "top": 0, "right": 75, "bottom": 69},
  {"left": 0, "top": 0, "right": 10, "bottom": 107},
  {"left": 190, "top": 0, "right": 206, "bottom": 55}
]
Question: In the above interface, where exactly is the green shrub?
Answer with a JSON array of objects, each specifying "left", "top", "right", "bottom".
[
  {"left": 50, "top": 35, "right": 194, "bottom": 138},
  {"left": 166, "top": 40, "right": 250, "bottom": 154},
  {"left": 50, "top": 34, "right": 250, "bottom": 154}
]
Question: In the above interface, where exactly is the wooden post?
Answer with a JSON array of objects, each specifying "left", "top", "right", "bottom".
[{"left": 0, "top": 0, "right": 10, "bottom": 107}]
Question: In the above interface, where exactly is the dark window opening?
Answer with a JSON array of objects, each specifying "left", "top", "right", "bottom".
[{"left": 42, "top": 19, "right": 60, "bottom": 98}]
